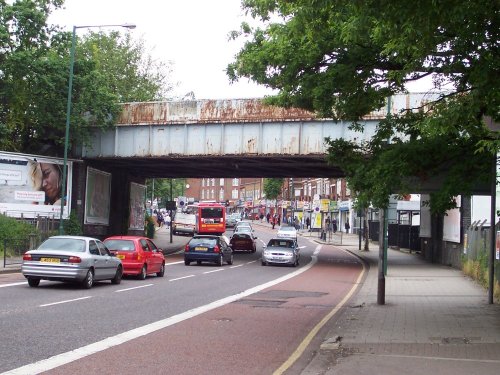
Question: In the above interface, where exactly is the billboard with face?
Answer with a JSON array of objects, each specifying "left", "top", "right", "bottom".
[{"left": 0, "top": 152, "right": 71, "bottom": 219}]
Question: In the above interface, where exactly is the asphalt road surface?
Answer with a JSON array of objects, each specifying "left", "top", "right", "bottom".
[{"left": 0, "top": 226, "right": 364, "bottom": 375}]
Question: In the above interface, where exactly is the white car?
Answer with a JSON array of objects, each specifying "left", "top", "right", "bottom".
[{"left": 276, "top": 225, "right": 298, "bottom": 239}]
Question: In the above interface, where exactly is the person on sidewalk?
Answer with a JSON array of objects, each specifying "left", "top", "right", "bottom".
[
  {"left": 271, "top": 215, "right": 276, "bottom": 229},
  {"left": 344, "top": 221, "right": 350, "bottom": 233}
]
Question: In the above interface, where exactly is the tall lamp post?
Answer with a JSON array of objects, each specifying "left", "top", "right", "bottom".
[{"left": 59, "top": 23, "right": 136, "bottom": 234}]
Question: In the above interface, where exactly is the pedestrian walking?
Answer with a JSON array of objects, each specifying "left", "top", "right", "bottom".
[
  {"left": 271, "top": 216, "right": 276, "bottom": 229},
  {"left": 345, "top": 221, "right": 350, "bottom": 233},
  {"left": 306, "top": 217, "right": 310, "bottom": 230}
]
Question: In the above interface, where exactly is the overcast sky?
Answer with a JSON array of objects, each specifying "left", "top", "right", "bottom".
[
  {"left": 49, "top": 0, "right": 432, "bottom": 101},
  {"left": 49, "top": 0, "right": 274, "bottom": 100}
]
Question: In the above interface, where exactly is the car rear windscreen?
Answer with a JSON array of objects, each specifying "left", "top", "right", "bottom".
[
  {"left": 103, "top": 240, "right": 135, "bottom": 251},
  {"left": 190, "top": 238, "right": 217, "bottom": 246}
]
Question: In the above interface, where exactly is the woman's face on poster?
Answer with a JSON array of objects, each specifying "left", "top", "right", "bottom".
[{"left": 40, "top": 163, "right": 61, "bottom": 204}]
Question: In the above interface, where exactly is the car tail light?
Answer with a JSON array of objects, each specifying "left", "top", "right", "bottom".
[
  {"left": 214, "top": 245, "right": 220, "bottom": 253},
  {"left": 131, "top": 252, "right": 141, "bottom": 261},
  {"left": 185, "top": 244, "right": 189, "bottom": 252},
  {"left": 68, "top": 256, "right": 81, "bottom": 263},
  {"left": 23, "top": 254, "right": 32, "bottom": 261}
]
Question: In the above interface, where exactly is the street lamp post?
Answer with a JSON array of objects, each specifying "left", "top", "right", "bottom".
[{"left": 59, "top": 23, "right": 136, "bottom": 234}]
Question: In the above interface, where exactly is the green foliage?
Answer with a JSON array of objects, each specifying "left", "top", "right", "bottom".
[
  {"left": 229, "top": 0, "right": 499, "bottom": 214},
  {"left": 263, "top": 178, "right": 284, "bottom": 200},
  {"left": 62, "top": 210, "right": 83, "bottom": 236},
  {"left": 0, "top": 214, "right": 39, "bottom": 242},
  {"left": 146, "top": 179, "right": 188, "bottom": 207}
]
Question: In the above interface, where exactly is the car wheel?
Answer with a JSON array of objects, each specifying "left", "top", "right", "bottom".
[
  {"left": 184, "top": 260, "right": 190, "bottom": 266},
  {"left": 157, "top": 263, "right": 165, "bottom": 277},
  {"left": 27, "top": 277, "right": 40, "bottom": 287},
  {"left": 227, "top": 253, "right": 233, "bottom": 265},
  {"left": 138, "top": 265, "right": 147, "bottom": 280},
  {"left": 261, "top": 261, "right": 267, "bottom": 266},
  {"left": 252, "top": 247, "right": 256, "bottom": 253},
  {"left": 197, "top": 260, "right": 202, "bottom": 265},
  {"left": 82, "top": 269, "right": 94, "bottom": 289},
  {"left": 217, "top": 254, "right": 223, "bottom": 266},
  {"left": 111, "top": 266, "right": 123, "bottom": 284}
]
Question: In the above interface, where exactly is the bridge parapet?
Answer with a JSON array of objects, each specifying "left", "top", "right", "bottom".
[{"left": 117, "top": 93, "right": 438, "bottom": 126}]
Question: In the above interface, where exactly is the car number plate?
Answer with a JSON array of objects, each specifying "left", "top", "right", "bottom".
[
  {"left": 195, "top": 247, "right": 208, "bottom": 251},
  {"left": 117, "top": 255, "right": 125, "bottom": 259},
  {"left": 40, "top": 257, "right": 60, "bottom": 263}
]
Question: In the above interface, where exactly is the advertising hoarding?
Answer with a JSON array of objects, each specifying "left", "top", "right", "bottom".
[
  {"left": 84, "top": 168, "right": 111, "bottom": 225},
  {"left": 129, "top": 182, "right": 146, "bottom": 230},
  {"left": 0, "top": 152, "right": 71, "bottom": 219}
]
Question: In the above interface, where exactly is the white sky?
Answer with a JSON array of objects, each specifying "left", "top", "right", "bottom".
[
  {"left": 49, "top": 0, "right": 274, "bottom": 100},
  {"left": 49, "top": 0, "right": 433, "bottom": 100}
]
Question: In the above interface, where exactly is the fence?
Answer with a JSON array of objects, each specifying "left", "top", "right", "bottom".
[
  {"left": 1, "top": 214, "right": 54, "bottom": 268},
  {"left": 2, "top": 234, "right": 42, "bottom": 267},
  {"left": 464, "top": 221, "right": 500, "bottom": 282}
]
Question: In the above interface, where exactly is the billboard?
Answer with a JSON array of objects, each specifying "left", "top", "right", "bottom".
[
  {"left": 0, "top": 152, "right": 71, "bottom": 219},
  {"left": 129, "top": 182, "right": 146, "bottom": 230},
  {"left": 84, "top": 168, "right": 111, "bottom": 225}
]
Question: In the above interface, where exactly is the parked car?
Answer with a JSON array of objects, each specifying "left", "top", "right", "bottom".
[
  {"left": 184, "top": 235, "right": 233, "bottom": 266},
  {"left": 230, "top": 229, "right": 257, "bottom": 253},
  {"left": 22, "top": 236, "right": 123, "bottom": 289},
  {"left": 276, "top": 225, "right": 298, "bottom": 239},
  {"left": 261, "top": 238, "right": 300, "bottom": 267},
  {"left": 104, "top": 236, "right": 165, "bottom": 279}
]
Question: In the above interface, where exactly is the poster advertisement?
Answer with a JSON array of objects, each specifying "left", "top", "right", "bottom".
[
  {"left": 0, "top": 152, "right": 71, "bottom": 219},
  {"left": 129, "top": 182, "right": 146, "bottom": 230},
  {"left": 84, "top": 168, "right": 111, "bottom": 225}
]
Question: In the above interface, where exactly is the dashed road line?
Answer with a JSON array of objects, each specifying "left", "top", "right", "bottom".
[{"left": 40, "top": 296, "right": 92, "bottom": 308}]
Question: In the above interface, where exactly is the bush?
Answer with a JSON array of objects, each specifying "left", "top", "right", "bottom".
[
  {"left": 0, "top": 214, "right": 38, "bottom": 242},
  {"left": 63, "top": 211, "right": 83, "bottom": 236}
]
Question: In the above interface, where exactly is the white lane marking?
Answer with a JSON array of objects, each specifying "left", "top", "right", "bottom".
[
  {"left": 203, "top": 269, "right": 224, "bottom": 274},
  {"left": 115, "top": 284, "right": 153, "bottom": 293},
  {"left": 169, "top": 275, "right": 195, "bottom": 282},
  {"left": 6, "top": 252, "right": 318, "bottom": 375},
  {"left": 246, "top": 260, "right": 258, "bottom": 264},
  {"left": 166, "top": 261, "right": 184, "bottom": 266},
  {"left": 39, "top": 296, "right": 92, "bottom": 308},
  {"left": 0, "top": 282, "right": 27, "bottom": 288},
  {"left": 230, "top": 264, "right": 244, "bottom": 269}
]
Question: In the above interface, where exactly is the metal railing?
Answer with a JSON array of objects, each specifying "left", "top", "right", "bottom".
[{"left": 2, "top": 234, "right": 42, "bottom": 267}]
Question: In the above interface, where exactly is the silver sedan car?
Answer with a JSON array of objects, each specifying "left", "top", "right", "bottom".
[
  {"left": 261, "top": 238, "right": 300, "bottom": 267},
  {"left": 22, "top": 236, "right": 123, "bottom": 289}
]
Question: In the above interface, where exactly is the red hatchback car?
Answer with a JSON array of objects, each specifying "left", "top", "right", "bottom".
[{"left": 104, "top": 236, "right": 165, "bottom": 279}]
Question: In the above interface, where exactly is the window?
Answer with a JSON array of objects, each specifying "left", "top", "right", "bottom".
[
  {"left": 211, "top": 189, "right": 215, "bottom": 199},
  {"left": 211, "top": 178, "right": 215, "bottom": 186},
  {"left": 202, "top": 179, "right": 205, "bottom": 187},
  {"left": 201, "top": 189, "right": 205, "bottom": 200},
  {"left": 97, "top": 241, "right": 110, "bottom": 256},
  {"left": 140, "top": 239, "right": 150, "bottom": 252},
  {"left": 232, "top": 189, "right": 238, "bottom": 199},
  {"left": 220, "top": 178, "right": 224, "bottom": 186},
  {"left": 232, "top": 178, "right": 239, "bottom": 187},
  {"left": 219, "top": 188, "right": 224, "bottom": 201},
  {"left": 89, "top": 241, "right": 100, "bottom": 255}
]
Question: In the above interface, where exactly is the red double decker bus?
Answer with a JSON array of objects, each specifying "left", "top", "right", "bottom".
[{"left": 192, "top": 202, "right": 226, "bottom": 235}]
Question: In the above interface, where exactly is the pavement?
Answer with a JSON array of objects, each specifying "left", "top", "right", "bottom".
[{"left": 2, "top": 221, "right": 499, "bottom": 374}]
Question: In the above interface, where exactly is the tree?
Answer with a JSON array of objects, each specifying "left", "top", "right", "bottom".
[
  {"left": 263, "top": 178, "right": 283, "bottom": 200},
  {"left": 79, "top": 31, "right": 174, "bottom": 102},
  {"left": 228, "top": 0, "right": 499, "bottom": 214}
]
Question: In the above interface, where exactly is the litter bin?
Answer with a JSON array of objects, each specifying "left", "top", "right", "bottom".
[{"left": 321, "top": 231, "right": 326, "bottom": 241}]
